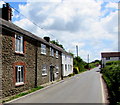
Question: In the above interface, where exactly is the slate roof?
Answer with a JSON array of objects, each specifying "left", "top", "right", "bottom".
[
  {"left": 0, "top": 18, "right": 67, "bottom": 53},
  {"left": 101, "top": 52, "right": 120, "bottom": 58}
]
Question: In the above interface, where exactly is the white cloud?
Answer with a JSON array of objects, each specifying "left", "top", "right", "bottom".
[
  {"left": 106, "top": 2, "right": 118, "bottom": 9},
  {"left": 13, "top": 0, "right": 118, "bottom": 62},
  {"left": 0, "top": 1, "right": 5, "bottom": 8}
]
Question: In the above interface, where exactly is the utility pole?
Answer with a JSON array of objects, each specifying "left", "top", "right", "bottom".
[
  {"left": 88, "top": 54, "right": 89, "bottom": 70},
  {"left": 76, "top": 45, "right": 78, "bottom": 57},
  {"left": 76, "top": 45, "right": 79, "bottom": 71}
]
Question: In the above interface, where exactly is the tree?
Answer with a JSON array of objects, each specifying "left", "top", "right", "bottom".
[
  {"left": 73, "top": 56, "right": 87, "bottom": 73},
  {"left": 50, "top": 40, "right": 65, "bottom": 50}
]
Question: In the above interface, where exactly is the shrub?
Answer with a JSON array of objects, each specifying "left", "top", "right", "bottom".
[
  {"left": 102, "top": 61, "right": 120, "bottom": 104},
  {"left": 73, "top": 67, "right": 79, "bottom": 74}
]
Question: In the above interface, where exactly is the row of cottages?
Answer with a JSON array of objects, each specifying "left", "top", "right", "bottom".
[
  {"left": 0, "top": 3, "right": 73, "bottom": 98},
  {"left": 101, "top": 52, "right": 120, "bottom": 68}
]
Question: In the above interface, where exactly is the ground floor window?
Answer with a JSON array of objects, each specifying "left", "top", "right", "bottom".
[
  {"left": 65, "top": 64, "right": 67, "bottom": 71},
  {"left": 56, "top": 66, "right": 59, "bottom": 73},
  {"left": 15, "top": 65, "right": 24, "bottom": 85},
  {"left": 42, "top": 64, "right": 47, "bottom": 76}
]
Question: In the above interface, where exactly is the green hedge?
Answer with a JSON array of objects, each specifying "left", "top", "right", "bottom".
[{"left": 101, "top": 61, "right": 120, "bottom": 104}]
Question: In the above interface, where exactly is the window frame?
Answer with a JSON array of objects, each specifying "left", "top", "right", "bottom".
[
  {"left": 50, "top": 47, "right": 54, "bottom": 57},
  {"left": 56, "top": 66, "right": 59, "bottom": 74},
  {"left": 15, "top": 34, "right": 24, "bottom": 54},
  {"left": 15, "top": 65, "right": 24, "bottom": 86},
  {"left": 42, "top": 64, "right": 47, "bottom": 76},
  {"left": 56, "top": 51, "right": 59, "bottom": 58},
  {"left": 13, "top": 62, "right": 26, "bottom": 86},
  {"left": 41, "top": 44, "right": 46, "bottom": 55},
  {"left": 65, "top": 64, "right": 67, "bottom": 71}
]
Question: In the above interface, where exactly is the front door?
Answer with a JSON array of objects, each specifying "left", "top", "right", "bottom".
[{"left": 50, "top": 66, "right": 54, "bottom": 82}]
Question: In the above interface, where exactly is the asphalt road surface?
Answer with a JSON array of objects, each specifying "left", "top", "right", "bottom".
[{"left": 9, "top": 67, "right": 104, "bottom": 103}]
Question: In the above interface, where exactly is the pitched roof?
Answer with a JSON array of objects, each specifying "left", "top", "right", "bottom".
[
  {"left": 0, "top": 18, "right": 65, "bottom": 52},
  {"left": 101, "top": 52, "right": 120, "bottom": 58}
]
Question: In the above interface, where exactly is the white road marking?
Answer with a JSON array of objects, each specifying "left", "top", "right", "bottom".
[{"left": 100, "top": 74, "right": 105, "bottom": 103}]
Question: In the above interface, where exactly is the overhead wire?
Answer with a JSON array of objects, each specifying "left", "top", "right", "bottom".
[{"left": 1, "top": 0, "right": 61, "bottom": 41}]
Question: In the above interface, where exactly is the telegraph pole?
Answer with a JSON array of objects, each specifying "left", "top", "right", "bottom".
[
  {"left": 76, "top": 45, "right": 78, "bottom": 57},
  {"left": 88, "top": 54, "right": 89, "bottom": 70}
]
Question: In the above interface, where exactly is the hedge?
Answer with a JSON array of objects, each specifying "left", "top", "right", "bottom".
[{"left": 101, "top": 61, "right": 120, "bottom": 104}]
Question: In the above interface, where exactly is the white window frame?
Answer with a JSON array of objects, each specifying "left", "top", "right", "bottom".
[
  {"left": 56, "top": 66, "right": 59, "bottom": 73},
  {"left": 42, "top": 64, "right": 47, "bottom": 76},
  {"left": 65, "top": 64, "right": 67, "bottom": 71},
  {"left": 15, "top": 35, "right": 24, "bottom": 53},
  {"left": 56, "top": 51, "right": 59, "bottom": 58},
  {"left": 15, "top": 65, "right": 24, "bottom": 85},
  {"left": 50, "top": 47, "right": 54, "bottom": 57},
  {"left": 41, "top": 44, "right": 46, "bottom": 55},
  {"left": 68, "top": 65, "right": 69, "bottom": 71}
]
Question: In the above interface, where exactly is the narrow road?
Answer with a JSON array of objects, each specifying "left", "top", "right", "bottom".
[{"left": 9, "top": 67, "right": 104, "bottom": 103}]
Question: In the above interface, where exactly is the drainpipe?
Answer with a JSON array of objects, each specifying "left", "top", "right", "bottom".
[
  {"left": 35, "top": 41, "right": 38, "bottom": 88},
  {"left": 61, "top": 53, "right": 63, "bottom": 80}
]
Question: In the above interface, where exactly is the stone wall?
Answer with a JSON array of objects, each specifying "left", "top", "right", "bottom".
[
  {"left": 2, "top": 29, "right": 36, "bottom": 97},
  {"left": 2, "top": 28, "right": 62, "bottom": 97},
  {"left": 37, "top": 44, "right": 62, "bottom": 85},
  {"left": 0, "top": 33, "right": 2, "bottom": 99}
]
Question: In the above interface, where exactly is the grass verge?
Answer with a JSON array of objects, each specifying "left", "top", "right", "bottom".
[{"left": 2, "top": 86, "right": 44, "bottom": 103}]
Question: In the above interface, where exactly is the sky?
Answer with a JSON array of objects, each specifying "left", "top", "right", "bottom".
[{"left": 0, "top": 0, "right": 119, "bottom": 62}]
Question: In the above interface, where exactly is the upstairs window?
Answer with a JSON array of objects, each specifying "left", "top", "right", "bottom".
[
  {"left": 15, "top": 35, "right": 23, "bottom": 53},
  {"left": 56, "top": 51, "right": 59, "bottom": 58},
  {"left": 106, "top": 57, "right": 110, "bottom": 60},
  {"left": 50, "top": 47, "right": 54, "bottom": 57},
  {"left": 15, "top": 65, "right": 24, "bottom": 85},
  {"left": 42, "top": 64, "right": 47, "bottom": 76},
  {"left": 65, "top": 55, "right": 67, "bottom": 61},
  {"left": 41, "top": 44, "right": 46, "bottom": 55}
]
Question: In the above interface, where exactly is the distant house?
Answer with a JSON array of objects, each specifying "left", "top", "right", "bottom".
[
  {"left": 101, "top": 52, "right": 120, "bottom": 68},
  {"left": 0, "top": 3, "right": 73, "bottom": 98}
]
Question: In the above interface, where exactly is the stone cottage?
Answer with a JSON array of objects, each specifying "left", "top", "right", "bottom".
[{"left": 0, "top": 3, "right": 64, "bottom": 98}]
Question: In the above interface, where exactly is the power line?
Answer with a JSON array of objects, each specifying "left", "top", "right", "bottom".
[{"left": 2, "top": 0, "right": 58, "bottom": 40}]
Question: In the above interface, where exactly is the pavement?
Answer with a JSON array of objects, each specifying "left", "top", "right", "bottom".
[{"left": 6, "top": 67, "right": 106, "bottom": 103}]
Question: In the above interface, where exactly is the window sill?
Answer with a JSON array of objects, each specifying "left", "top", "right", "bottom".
[
  {"left": 15, "top": 51, "right": 25, "bottom": 55},
  {"left": 42, "top": 74, "right": 47, "bottom": 76},
  {"left": 15, "top": 82, "right": 24, "bottom": 87},
  {"left": 41, "top": 53, "right": 46, "bottom": 55},
  {"left": 50, "top": 55, "right": 54, "bottom": 58}
]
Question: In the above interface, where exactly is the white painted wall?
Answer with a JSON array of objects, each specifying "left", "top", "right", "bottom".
[{"left": 62, "top": 53, "right": 73, "bottom": 77}]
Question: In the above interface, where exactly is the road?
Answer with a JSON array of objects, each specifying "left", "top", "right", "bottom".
[{"left": 9, "top": 67, "right": 104, "bottom": 103}]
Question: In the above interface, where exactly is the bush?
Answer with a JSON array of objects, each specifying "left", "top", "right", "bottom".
[
  {"left": 101, "top": 61, "right": 120, "bottom": 104},
  {"left": 73, "top": 67, "right": 79, "bottom": 74}
]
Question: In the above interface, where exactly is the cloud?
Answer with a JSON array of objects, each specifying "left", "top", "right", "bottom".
[
  {"left": 106, "top": 2, "right": 118, "bottom": 9},
  {"left": 0, "top": 1, "right": 5, "bottom": 8},
  {"left": 13, "top": 0, "right": 118, "bottom": 62}
]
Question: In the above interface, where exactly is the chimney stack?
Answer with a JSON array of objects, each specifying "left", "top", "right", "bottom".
[
  {"left": 2, "top": 3, "right": 12, "bottom": 21},
  {"left": 44, "top": 37, "right": 50, "bottom": 42}
]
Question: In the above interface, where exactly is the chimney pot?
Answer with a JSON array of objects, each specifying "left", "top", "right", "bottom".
[
  {"left": 3, "top": 4, "right": 6, "bottom": 8},
  {"left": 6, "top": 3, "right": 9, "bottom": 7},
  {"left": 44, "top": 37, "right": 50, "bottom": 42}
]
